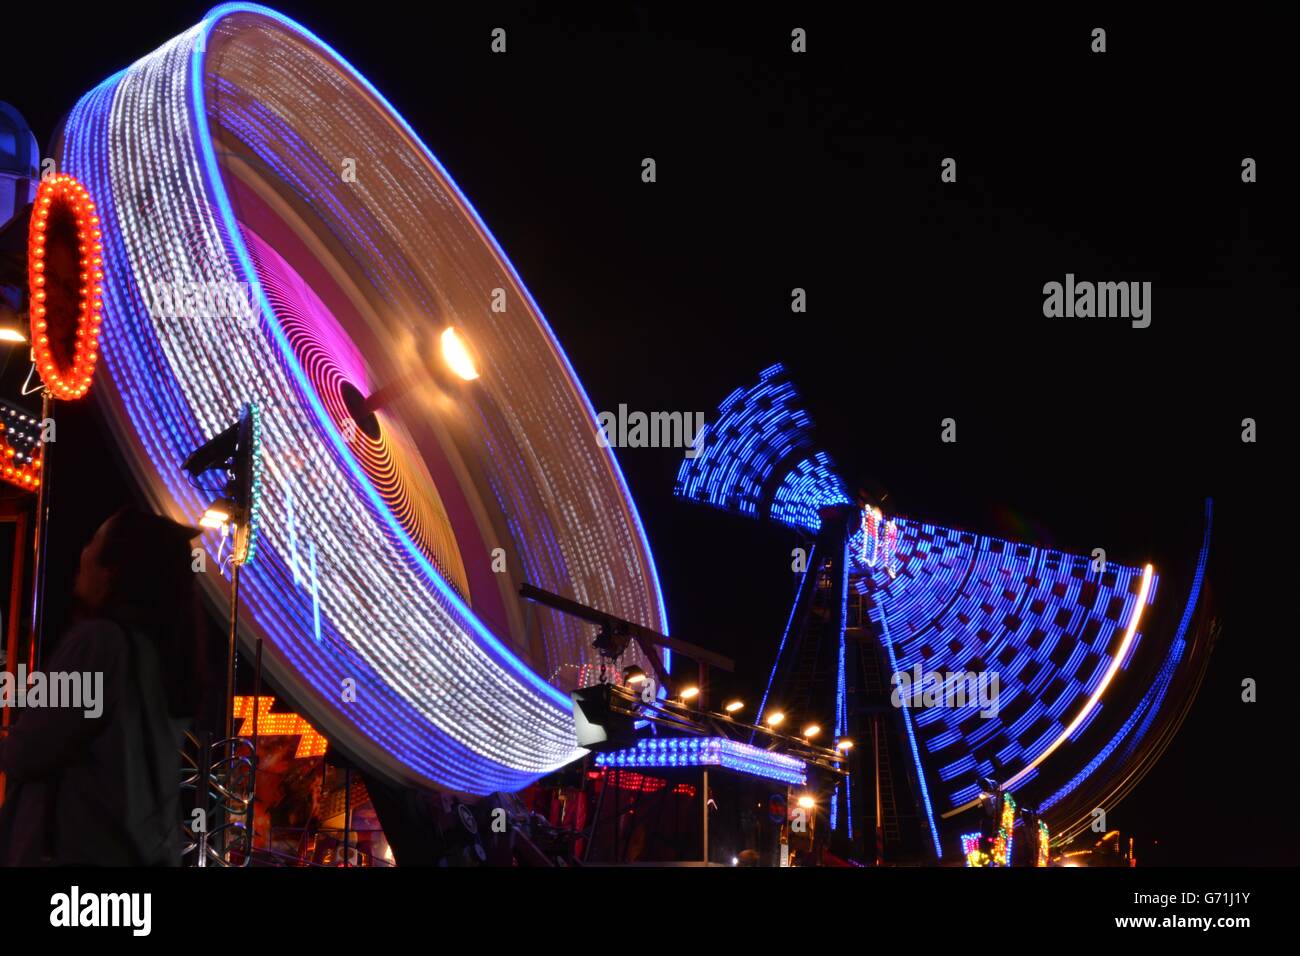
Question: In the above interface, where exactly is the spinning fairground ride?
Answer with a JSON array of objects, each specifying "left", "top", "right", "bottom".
[
  {"left": 674, "top": 365, "right": 1217, "bottom": 865},
  {"left": 5, "top": 3, "right": 687, "bottom": 866}
]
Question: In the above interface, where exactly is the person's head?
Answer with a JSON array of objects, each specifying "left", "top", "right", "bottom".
[
  {"left": 74, "top": 507, "right": 199, "bottom": 616},
  {"left": 73, "top": 506, "right": 204, "bottom": 719}
]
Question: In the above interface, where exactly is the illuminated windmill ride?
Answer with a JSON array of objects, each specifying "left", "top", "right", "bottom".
[{"left": 675, "top": 364, "right": 1214, "bottom": 863}]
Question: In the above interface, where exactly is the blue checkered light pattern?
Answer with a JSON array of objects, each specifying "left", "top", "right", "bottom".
[{"left": 854, "top": 518, "right": 1156, "bottom": 816}]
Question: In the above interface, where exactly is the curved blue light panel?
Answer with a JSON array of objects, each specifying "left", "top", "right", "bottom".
[
  {"left": 1039, "top": 498, "right": 1212, "bottom": 810},
  {"left": 674, "top": 364, "right": 849, "bottom": 531},
  {"left": 594, "top": 737, "right": 808, "bottom": 786}
]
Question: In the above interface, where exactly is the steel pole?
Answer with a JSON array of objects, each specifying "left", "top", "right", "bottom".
[{"left": 28, "top": 390, "right": 52, "bottom": 671}]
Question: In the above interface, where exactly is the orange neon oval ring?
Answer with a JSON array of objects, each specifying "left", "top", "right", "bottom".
[{"left": 27, "top": 173, "right": 104, "bottom": 401}]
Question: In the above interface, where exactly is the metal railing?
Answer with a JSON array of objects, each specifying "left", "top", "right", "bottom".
[{"left": 180, "top": 730, "right": 255, "bottom": 866}]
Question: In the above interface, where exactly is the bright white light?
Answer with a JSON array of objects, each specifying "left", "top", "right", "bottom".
[
  {"left": 440, "top": 327, "right": 479, "bottom": 380},
  {"left": 0, "top": 327, "right": 27, "bottom": 344},
  {"left": 200, "top": 505, "right": 230, "bottom": 529}
]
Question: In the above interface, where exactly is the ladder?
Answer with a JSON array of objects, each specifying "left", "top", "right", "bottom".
[
  {"left": 855, "top": 624, "right": 903, "bottom": 853},
  {"left": 784, "top": 562, "right": 837, "bottom": 712}
]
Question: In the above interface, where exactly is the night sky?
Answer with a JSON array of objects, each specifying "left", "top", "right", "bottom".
[{"left": 1, "top": 4, "right": 1293, "bottom": 864}]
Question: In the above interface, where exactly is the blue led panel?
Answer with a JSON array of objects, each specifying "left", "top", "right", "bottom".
[
  {"left": 674, "top": 364, "right": 849, "bottom": 531},
  {"left": 594, "top": 737, "right": 808, "bottom": 786}
]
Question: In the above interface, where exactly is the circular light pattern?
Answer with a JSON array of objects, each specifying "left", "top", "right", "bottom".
[
  {"left": 241, "top": 229, "right": 470, "bottom": 597},
  {"left": 59, "top": 3, "right": 667, "bottom": 794},
  {"left": 27, "top": 173, "right": 103, "bottom": 400}
]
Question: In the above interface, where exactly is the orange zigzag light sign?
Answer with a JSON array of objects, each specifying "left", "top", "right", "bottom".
[{"left": 233, "top": 695, "right": 328, "bottom": 758}]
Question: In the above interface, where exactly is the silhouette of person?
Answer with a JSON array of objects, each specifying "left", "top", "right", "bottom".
[{"left": 0, "top": 507, "right": 203, "bottom": 865}]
